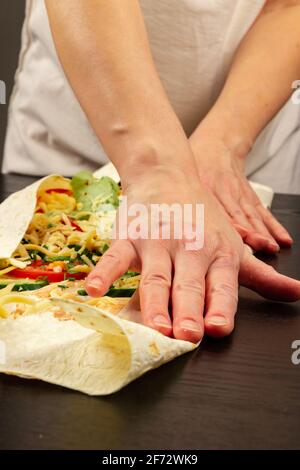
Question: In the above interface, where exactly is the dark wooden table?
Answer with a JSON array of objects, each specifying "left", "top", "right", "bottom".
[{"left": 0, "top": 174, "right": 299, "bottom": 450}]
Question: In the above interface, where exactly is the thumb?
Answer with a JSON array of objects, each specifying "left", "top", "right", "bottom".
[{"left": 239, "top": 248, "right": 300, "bottom": 302}]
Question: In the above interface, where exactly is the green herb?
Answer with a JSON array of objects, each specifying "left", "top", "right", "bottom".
[
  {"left": 58, "top": 284, "right": 68, "bottom": 289},
  {"left": 67, "top": 277, "right": 76, "bottom": 282},
  {"left": 77, "top": 248, "right": 94, "bottom": 261},
  {"left": 66, "top": 262, "right": 76, "bottom": 270},
  {"left": 28, "top": 249, "right": 45, "bottom": 261},
  {"left": 93, "top": 249, "right": 103, "bottom": 257},
  {"left": 68, "top": 244, "right": 81, "bottom": 251},
  {"left": 29, "top": 250, "right": 38, "bottom": 261},
  {"left": 77, "top": 289, "right": 88, "bottom": 296},
  {"left": 71, "top": 171, "right": 119, "bottom": 212},
  {"left": 79, "top": 256, "right": 96, "bottom": 266}
]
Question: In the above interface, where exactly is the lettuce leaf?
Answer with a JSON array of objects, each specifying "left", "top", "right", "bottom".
[{"left": 71, "top": 171, "right": 119, "bottom": 211}]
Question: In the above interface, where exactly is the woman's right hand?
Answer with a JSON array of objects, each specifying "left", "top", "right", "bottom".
[{"left": 85, "top": 164, "right": 300, "bottom": 343}]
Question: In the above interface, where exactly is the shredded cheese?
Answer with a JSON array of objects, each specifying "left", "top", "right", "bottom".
[
  {"left": 0, "top": 266, "right": 17, "bottom": 276},
  {"left": 8, "top": 258, "right": 30, "bottom": 269}
]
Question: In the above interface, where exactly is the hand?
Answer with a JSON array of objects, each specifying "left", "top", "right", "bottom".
[
  {"left": 190, "top": 136, "right": 293, "bottom": 253},
  {"left": 85, "top": 165, "right": 300, "bottom": 343}
]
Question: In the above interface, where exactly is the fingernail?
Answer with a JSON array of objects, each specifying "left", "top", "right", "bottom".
[
  {"left": 86, "top": 277, "right": 103, "bottom": 291},
  {"left": 153, "top": 314, "right": 171, "bottom": 328},
  {"left": 269, "top": 242, "right": 280, "bottom": 252},
  {"left": 207, "top": 315, "right": 228, "bottom": 326},
  {"left": 179, "top": 319, "right": 202, "bottom": 333}
]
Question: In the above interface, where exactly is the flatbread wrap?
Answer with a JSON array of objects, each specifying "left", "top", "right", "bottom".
[{"left": 0, "top": 169, "right": 196, "bottom": 394}]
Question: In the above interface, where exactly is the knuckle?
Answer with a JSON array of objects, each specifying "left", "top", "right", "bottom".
[
  {"left": 205, "top": 231, "right": 224, "bottom": 255},
  {"left": 262, "top": 210, "right": 272, "bottom": 222},
  {"left": 103, "top": 250, "right": 121, "bottom": 266},
  {"left": 173, "top": 278, "right": 205, "bottom": 299},
  {"left": 180, "top": 248, "right": 205, "bottom": 263},
  {"left": 264, "top": 210, "right": 280, "bottom": 226},
  {"left": 100, "top": 250, "right": 126, "bottom": 278},
  {"left": 215, "top": 250, "right": 239, "bottom": 269},
  {"left": 233, "top": 208, "right": 243, "bottom": 217},
  {"left": 247, "top": 213, "right": 260, "bottom": 223},
  {"left": 210, "top": 282, "right": 238, "bottom": 301},
  {"left": 141, "top": 271, "right": 171, "bottom": 288},
  {"left": 242, "top": 204, "right": 255, "bottom": 218}
]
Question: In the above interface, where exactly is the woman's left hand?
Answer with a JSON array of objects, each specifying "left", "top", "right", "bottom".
[{"left": 189, "top": 135, "right": 293, "bottom": 254}]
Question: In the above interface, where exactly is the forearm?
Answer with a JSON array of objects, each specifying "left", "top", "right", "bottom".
[
  {"left": 45, "top": 0, "right": 192, "bottom": 185},
  {"left": 190, "top": 0, "right": 300, "bottom": 159}
]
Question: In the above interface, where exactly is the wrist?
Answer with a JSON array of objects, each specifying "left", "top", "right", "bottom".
[
  {"left": 190, "top": 107, "right": 254, "bottom": 162},
  {"left": 110, "top": 134, "right": 198, "bottom": 190}
]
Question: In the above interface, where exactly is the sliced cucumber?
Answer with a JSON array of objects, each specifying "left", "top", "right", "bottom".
[
  {"left": 44, "top": 256, "right": 72, "bottom": 262},
  {"left": 77, "top": 289, "right": 88, "bottom": 296},
  {"left": 0, "top": 278, "right": 48, "bottom": 292},
  {"left": 74, "top": 287, "right": 136, "bottom": 297},
  {"left": 105, "top": 287, "right": 136, "bottom": 298}
]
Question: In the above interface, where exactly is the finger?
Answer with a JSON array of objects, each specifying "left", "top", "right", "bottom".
[
  {"left": 85, "top": 240, "right": 137, "bottom": 297},
  {"left": 239, "top": 248, "right": 300, "bottom": 302},
  {"left": 231, "top": 222, "right": 249, "bottom": 240},
  {"left": 139, "top": 243, "right": 173, "bottom": 336},
  {"left": 172, "top": 249, "right": 208, "bottom": 343},
  {"left": 219, "top": 193, "right": 253, "bottom": 231},
  {"left": 232, "top": 222, "right": 274, "bottom": 252},
  {"left": 243, "top": 231, "right": 276, "bottom": 253},
  {"left": 257, "top": 205, "right": 293, "bottom": 247},
  {"left": 240, "top": 201, "right": 279, "bottom": 253},
  {"left": 243, "top": 180, "right": 292, "bottom": 246},
  {"left": 219, "top": 194, "right": 278, "bottom": 252},
  {"left": 204, "top": 250, "right": 239, "bottom": 338}
]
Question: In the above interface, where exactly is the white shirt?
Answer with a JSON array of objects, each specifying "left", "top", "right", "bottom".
[{"left": 3, "top": 0, "right": 300, "bottom": 193}]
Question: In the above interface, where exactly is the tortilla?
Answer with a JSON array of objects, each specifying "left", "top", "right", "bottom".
[
  {"left": 0, "top": 299, "right": 196, "bottom": 395},
  {"left": 0, "top": 175, "right": 67, "bottom": 259},
  {"left": 0, "top": 170, "right": 196, "bottom": 394}
]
